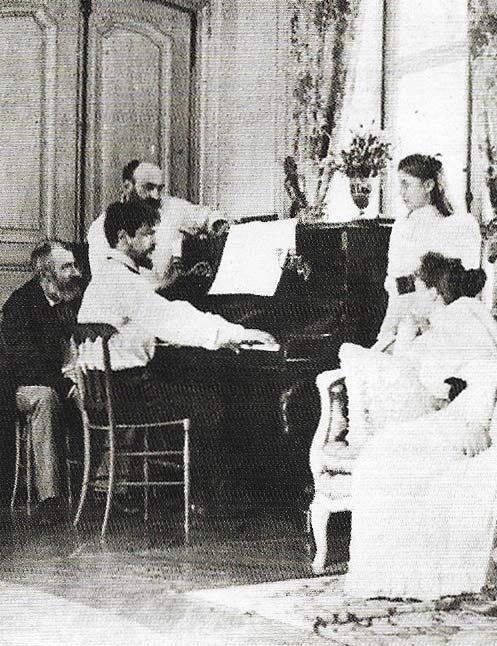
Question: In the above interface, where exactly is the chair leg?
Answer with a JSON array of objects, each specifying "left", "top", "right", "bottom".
[
  {"left": 10, "top": 419, "right": 22, "bottom": 513},
  {"left": 310, "top": 498, "right": 331, "bottom": 575},
  {"left": 184, "top": 421, "right": 190, "bottom": 546},
  {"left": 101, "top": 429, "right": 116, "bottom": 541},
  {"left": 73, "top": 416, "right": 91, "bottom": 528},
  {"left": 65, "top": 432, "right": 72, "bottom": 508},
  {"left": 26, "top": 422, "right": 32, "bottom": 517},
  {"left": 143, "top": 430, "right": 149, "bottom": 523}
]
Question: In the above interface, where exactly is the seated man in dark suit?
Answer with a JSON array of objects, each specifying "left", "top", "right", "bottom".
[{"left": 2, "top": 240, "right": 85, "bottom": 521}]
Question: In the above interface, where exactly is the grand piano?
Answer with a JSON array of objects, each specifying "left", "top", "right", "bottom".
[{"left": 169, "top": 220, "right": 392, "bottom": 508}]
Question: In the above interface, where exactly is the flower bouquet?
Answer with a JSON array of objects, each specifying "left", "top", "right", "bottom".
[{"left": 337, "top": 128, "right": 391, "bottom": 212}]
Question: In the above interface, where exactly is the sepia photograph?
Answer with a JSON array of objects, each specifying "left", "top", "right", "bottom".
[{"left": 1, "top": 0, "right": 497, "bottom": 643}]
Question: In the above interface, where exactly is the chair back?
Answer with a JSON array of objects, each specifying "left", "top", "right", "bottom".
[{"left": 72, "top": 323, "right": 118, "bottom": 427}]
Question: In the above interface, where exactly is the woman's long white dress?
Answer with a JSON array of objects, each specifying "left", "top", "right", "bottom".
[
  {"left": 342, "top": 297, "right": 497, "bottom": 600},
  {"left": 377, "top": 205, "right": 481, "bottom": 348}
]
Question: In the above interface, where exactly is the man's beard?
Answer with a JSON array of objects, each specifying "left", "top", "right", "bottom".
[
  {"left": 44, "top": 276, "right": 83, "bottom": 303},
  {"left": 135, "top": 254, "right": 153, "bottom": 269},
  {"left": 135, "top": 251, "right": 154, "bottom": 270},
  {"left": 142, "top": 196, "right": 161, "bottom": 210},
  {"left": 128, "top": 193, "right": 161, "bottom": 211},
  {"left": 59, "top": 279, "right": 83, "bottom": 302}
]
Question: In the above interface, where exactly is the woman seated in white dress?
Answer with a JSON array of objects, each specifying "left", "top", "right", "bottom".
[{"left": 341, "top": 252, "right": 497, "bottom": 601}]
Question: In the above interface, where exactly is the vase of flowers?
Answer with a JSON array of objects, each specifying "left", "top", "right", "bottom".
[
  {"left": 349, "top": 176, "right": 373, "bottom": 211},
  {"left": 337, "top": 127, "right": 391, "bottom": 217}
]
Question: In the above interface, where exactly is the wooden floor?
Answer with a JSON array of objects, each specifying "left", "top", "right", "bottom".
[
  {"left": 0, "top": 497, "right": 350, "bottom": 644},
  {"left": 1, "top": 501, "right": 496, "bottom": 644}
]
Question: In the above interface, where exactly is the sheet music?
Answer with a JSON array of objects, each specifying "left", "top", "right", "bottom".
[{"left": 209, "top": 219, "right": 297, "bottom": 296}]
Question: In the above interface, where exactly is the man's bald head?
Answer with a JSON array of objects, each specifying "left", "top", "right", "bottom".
[
  {"left": 122, "top": 161, "right": 165, "bottom": 206},
  {"left": 133, "top": 162, "right": 163, "bottom": 186}
]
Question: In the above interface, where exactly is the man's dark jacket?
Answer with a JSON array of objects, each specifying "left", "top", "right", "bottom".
[
  {"left": 2, "top": 278, "right": 81, "bottom": 389},
  {"left": 0, "top": 277, "right": 81, "bottom": 505}
]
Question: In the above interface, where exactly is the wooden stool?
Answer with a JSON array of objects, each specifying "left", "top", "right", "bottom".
[{"left": 11, "top": 414, "right": 34, "bottom": 515}]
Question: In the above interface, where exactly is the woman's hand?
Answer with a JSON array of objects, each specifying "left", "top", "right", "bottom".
[
  {"left": 456, "top": 423, "right": 491, "bottom": 457},
  {"left": 431, "top": 397, "right": 449, "bottom": 411}
]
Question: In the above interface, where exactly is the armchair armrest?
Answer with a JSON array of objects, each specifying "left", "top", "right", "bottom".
[{"left": 316, "top": 369, "right": 344, "bottom": 392}]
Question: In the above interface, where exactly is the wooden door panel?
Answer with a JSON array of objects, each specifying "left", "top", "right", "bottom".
[
  {"left": 0, "top": 1, "right": 80, "bottom": 306},
  {"left": 85, "top": 0, "right": 192, "bottom": 224}
]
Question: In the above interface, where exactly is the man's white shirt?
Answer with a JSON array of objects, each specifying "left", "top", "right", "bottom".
[{"left": 78, "top": 249, "right": 246, "bottom": 370}]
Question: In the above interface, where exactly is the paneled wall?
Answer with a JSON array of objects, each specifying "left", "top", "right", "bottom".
[
  {"left": 0, "top": 1, "right": 80, "bottom": 306},
  {"left": 199, "top": 0, "right": 290, "bottom": 219},
  {"left": 84, "top": 0, "right": 192, "bottom": 224},
  {"left": 0, "top": 0, "right": 195, "bottom": 306},
  {"left": 0, "top": 0, "right": 290, "bottom": 306}
]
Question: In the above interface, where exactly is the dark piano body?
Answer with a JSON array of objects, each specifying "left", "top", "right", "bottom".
[
  {"left": 182, "top": 221, "right": 391, "bottom": 366},
  {"left": 175, "top": 221, "right": 392, "bottom": 507}
]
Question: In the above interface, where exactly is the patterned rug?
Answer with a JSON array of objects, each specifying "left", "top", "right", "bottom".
[{"left": 188, "top": 574, "right": 497, "bottom": 644}]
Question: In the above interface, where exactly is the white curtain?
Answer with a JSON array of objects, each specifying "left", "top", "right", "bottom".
[
  {"left": 289, "top": 0, "right": 362, "bottom": 211},
  {"left": 323, "top": 0, "right": 384, "bottom": 221},
  {"left": 470, "top": 0, "right": 497, "bottom": 307}
]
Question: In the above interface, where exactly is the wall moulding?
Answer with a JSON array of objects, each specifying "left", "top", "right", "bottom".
[{"left": 0, "top": 7, "right": 57, "bottom": 242}]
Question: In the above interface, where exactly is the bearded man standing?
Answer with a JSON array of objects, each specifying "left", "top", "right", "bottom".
[
  {"left": 2, "top": 240, "right": 84, "bottom": 521},
  {"left": 87, "top": 160, "right": 220, "bottom": 291}
]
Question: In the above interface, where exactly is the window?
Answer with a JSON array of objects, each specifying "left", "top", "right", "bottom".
[{"left": 384, "top": 0, "right": 469, "bottom": 218}]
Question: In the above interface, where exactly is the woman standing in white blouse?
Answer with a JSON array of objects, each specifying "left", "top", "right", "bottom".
[{"left": 377, "top": 154, "right": 480, "bottom": 349}]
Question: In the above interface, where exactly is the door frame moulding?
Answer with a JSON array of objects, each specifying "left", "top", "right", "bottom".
[
  {"left": 76, "top": 0, "right": 203, "bottom": 239},
  {"left": 0, "top": 6, "right": 57, "bottom": 245}
]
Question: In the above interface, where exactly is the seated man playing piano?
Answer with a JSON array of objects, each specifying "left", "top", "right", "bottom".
[{"left": 78, "top": 199, "right": 275, "bottom": 509}]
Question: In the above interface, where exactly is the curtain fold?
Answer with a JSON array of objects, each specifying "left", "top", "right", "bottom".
[
  {"left": 289, "top": 0, "right": 362, "bottom": 212},
  {"left": 469, "top": 0, "right": 497, "bottom": 308},
  {"left": 470, "top": 0, "right": 497, "bottom": 225},
  {"left": 323, "top": 0, "right": 384, "bottom": 220}
]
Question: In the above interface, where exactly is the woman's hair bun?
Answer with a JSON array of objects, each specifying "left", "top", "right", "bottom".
[
  {"left": 459, "top": 268, "right": 486, "bottom": 297},
  {"left": 419, "top": 252, "right": 486, "bottom": 301},
  {"left": 425, "top": 155, "right": 442, "bottom": 174}
]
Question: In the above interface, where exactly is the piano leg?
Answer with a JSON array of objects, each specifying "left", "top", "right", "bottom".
[{"left": 278, "top": 382, "right": 303, "bottom": 434}]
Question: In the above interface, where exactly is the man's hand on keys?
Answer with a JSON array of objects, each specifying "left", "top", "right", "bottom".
[
  {"left": 221, "top": 330, "right": 278, "bottom": 354},
  {"left": 241, "top": 330, "right": 278, "bottom": 347}
]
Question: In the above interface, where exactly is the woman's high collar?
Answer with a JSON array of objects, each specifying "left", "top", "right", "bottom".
[{"left": 407, "top": 204, "right": 446, "bottom": 221}]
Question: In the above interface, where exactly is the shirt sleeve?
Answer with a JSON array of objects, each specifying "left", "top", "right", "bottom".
[
  {"left": 132, "top": 285, "right": 247, "bottom": 350},
  {"left": 87, "top": 215, "right": 112, "bottom": 278},
  {"left": 384, "top": 218, "right": 406, "bottom": 293}
]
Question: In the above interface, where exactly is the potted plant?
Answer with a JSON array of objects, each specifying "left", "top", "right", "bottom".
[{"left": 337, "top": 127, "right": 391, "bottom": 214}]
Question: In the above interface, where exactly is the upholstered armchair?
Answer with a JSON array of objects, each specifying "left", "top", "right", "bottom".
[{"left": 309, "top": 355, "right": 497, "bottom": 576}]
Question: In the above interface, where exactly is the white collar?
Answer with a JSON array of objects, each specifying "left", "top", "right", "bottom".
[
  {"left": 106, "top": 248, "right": 140, "bottom": 274},
  {"left": 408, "top": 204, "right": 444, "bottom": 221}
]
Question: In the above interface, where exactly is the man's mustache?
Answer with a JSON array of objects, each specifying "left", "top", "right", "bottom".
[
  {"left": 142, "top": 197, "right": 161, "bottom": 210},
  {"left": 129, "top": 195, "right": 161, "bottom": 210}
]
